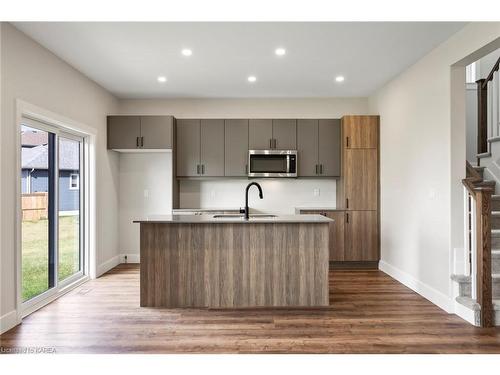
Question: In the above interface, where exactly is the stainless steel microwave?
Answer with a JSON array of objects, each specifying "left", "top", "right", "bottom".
[{"left": 248, "top": 150, "right": 297, "bottom": 178}]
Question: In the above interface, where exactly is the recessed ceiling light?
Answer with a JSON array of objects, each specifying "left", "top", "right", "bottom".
[
  {"left": 335, "top": 76, "right": 345, "bottom": 82},
  {"left": 157, "top": 76, "right": 167, "bottom": 83},
  {"left": 181, "top": 49, "right": 193, "bottom": 56},
  {"left": 247, "top": 76, "right": 257, "bottom": 83},
  {"left": 275, "top": 48, "right": 286, "bottom": 56}
]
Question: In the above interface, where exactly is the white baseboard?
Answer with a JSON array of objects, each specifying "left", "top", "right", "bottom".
[
  {"left": 0, "top": 310, "right": 20, "bottom": 335},
  {"left": 379, "top": 260, "right": 453, "bottom": 313},
  {"left": 454, "top": 301, "right": 478, "bottom": 326},
  {"left": 96, "top": 255, "right": 120, "bottom": 277},
  {"left": 119, "top": 253, "right": 140, "bottom": 263},
  {"left": 97, "top": 254, "right": 140, "bottom": 277}
]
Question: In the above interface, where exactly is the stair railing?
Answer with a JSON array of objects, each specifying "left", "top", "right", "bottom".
[
  {"left": 477, "top": 56, "right": 500, "bottom": 159},
  {"left": 463, "top": 162, "right": 494, "bottom": 327}
]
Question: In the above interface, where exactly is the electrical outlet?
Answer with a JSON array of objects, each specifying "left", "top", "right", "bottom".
[
  {"left": 210, "top": 190, "right": 216, "bottom": 199},
  {"left": 144, "top": 189, "right": 149, "bottom": 198},
  {"left": 313, "top": 188, "right": 320, "bottom": 197}
]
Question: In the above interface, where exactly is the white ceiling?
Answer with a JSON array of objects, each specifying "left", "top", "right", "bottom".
[{"left": 13, "top": 22, "right": 466, "bottom": 99}]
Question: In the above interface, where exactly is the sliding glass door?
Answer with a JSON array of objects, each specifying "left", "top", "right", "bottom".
[{"left": 20, "top": 117, "right": 85, "bottom": 304}]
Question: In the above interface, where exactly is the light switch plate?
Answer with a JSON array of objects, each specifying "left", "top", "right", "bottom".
[{"left": 314, "top": 188, "right": 320, "bottom": 196}]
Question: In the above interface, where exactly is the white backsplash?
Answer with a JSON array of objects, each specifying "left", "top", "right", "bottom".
[{"left": 180, "top": 178, "right": 337, "bottom": 214}]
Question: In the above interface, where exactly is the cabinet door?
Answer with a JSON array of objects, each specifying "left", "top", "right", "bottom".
[
  {"left": 343, "top": 115, "right": 378, "bottom": 149},
  {"left": 140, "top": 116, "right": 172, "bottom": 149},
  {"left": 345, "top": 210, "right": 378, "bottom": 261},
  {"left": 272, "top": 119, "right": 296, "bottom": 149},
  {"left": 176, "top": 119, "right": 200, "bottom": 177},
  {"left": 318, "top": 119, "right": 340, "bottom": 177},
  {"left": 107, "top": 116, "right": 141, "bottom": 149},
  {"left": 344, "top": 149, "right": 378, "bottom": 210},
  {"left": 200, "top": 119, "right": 225, "bottom": 177},
  {"left": 225, "top": 119, "right": 249, "bottom": 176},
  {"left": 297, "top": 120, "right": 319, "bottom": 176},
  {"left": 325, "top": 211, "right": 345, "bottom": 261},
  {"left": 249, "top": 119, "right": 273, "bottom": 149},
  {"left": 300, "top": 210, "right": 345, "bottom": 261}
]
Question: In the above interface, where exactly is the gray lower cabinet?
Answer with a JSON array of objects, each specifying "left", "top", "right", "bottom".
[
  {"left": 107, "top": 115, "right": 173, "bottom": 150},
  {"left": 249, "top": 119, "right": 273, "bottom": 149},
  {"left": 272, "top": 119, "right": 296, "bottom": 149},
  {"left": 225, "top": 119, "right": 249, "bottom": 176},
  {"left": 176, "top": 119, "right": 201, "bottom": 177},
  {"left": 140, "top": 116, "right": 173, "bottom": 149},
  {"left": 296, "top": 119, "right": 340, "bottom": 177},
  {"left": 200, "top": 120, "right": 224, "bottom": 176},
  {"left": 107, "top": 116, "right": 141, "bottom": 149},
  {"left": 297, "top": 120, "right": 319, "bottom": 177},
  {"left": 318, "top": 119, "right": 340, "bottom": 176}
]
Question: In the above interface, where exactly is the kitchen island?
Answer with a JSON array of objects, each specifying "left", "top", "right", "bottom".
[{"left": 134, "top": 214, "right": 332, "bottom": 308}]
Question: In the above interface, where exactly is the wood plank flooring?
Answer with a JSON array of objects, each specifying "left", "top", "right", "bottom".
[{"left": 2, "top": 264, "right": 500, "bottom": 353}]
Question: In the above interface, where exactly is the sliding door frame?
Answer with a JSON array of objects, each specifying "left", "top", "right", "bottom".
[{"left": 15, "top": 100, "right": 97, "bottom": 322}]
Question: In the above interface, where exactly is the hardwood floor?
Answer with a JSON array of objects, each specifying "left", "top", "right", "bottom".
[{"left": 2, "top": 264, "right": 500, "bottom": 353}]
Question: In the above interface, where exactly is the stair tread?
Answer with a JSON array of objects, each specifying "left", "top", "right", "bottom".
[
  {"left": 456, "top": 296, "right": 500, "bottom": 310},
  {"left": 452, "top": 274, "right": 500, "bottom": 283},
  {"left": 492, "top": 195, "right": 500, "bottom": 199}
]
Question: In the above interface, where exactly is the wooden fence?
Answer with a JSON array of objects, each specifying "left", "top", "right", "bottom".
[{"left": 22, "top": 192, "right": 48, "bottom": 221}]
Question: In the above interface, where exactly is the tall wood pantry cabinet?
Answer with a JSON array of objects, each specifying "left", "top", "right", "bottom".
[{"left": 338, "top": 115, "right": 380, "bottom": 264}]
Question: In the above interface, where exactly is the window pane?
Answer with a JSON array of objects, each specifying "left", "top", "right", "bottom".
[
  {"left": 58, "top": 137, "right": 81, "bottom": 281},
  {"left": 21, "top": 125, "right": 50, "bottom": 301}
]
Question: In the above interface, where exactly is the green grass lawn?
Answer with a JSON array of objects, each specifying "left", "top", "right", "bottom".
[{"left": 22, "top": 215, "right": 80, "bottom": 301}]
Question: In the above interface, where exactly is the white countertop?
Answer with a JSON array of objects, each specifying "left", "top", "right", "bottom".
[{"left": 134, "top": 214, "right": 333, "bottom": 224}]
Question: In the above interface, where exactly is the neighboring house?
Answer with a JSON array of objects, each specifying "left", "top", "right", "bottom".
[{"left": 21, "top": 129, "right": 80, "bottom": 212}]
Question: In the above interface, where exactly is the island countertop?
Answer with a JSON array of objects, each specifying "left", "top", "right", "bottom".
[{"left": 133, "top": 214, "right": 333, "bottom": 224}]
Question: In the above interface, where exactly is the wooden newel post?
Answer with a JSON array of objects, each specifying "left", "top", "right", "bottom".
[{"left": 475, "top": 188, "right": 493, "bottom": 327}]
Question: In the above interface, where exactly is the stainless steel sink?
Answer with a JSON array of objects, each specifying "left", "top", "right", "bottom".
[{"left": 213, "top": 214, "right": 277, "bottom": 219}]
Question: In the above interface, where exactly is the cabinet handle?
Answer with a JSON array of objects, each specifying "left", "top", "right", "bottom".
[
  {"left": 346, "top": 136, "right": 350, "bottom": 148},
  {"left": 273, "top": 139, "right": 277, "bottom": 149},
  {"left": 245, "top": 164, "right": 248, "bottom": 174},
  {"left": 201, "top": 164, "right": 205, "bottom": 174},
  {"left": 197, "top": 164, "right": 200, "bottom": 174},
  {"left": 141, "top": 136, "right": 144, "bottom": 148},
  {"left": 346, "top": 198, "right": 349, "bottom": 209},
  {"left": 320, "top": 164, "right": 323, "bottom": 174},
  {"left": 346, "top": 212, "right": 349, "bottom": 223},
  {"left": 315, "top": 164, "right": 318, "bottom": 174},
  {"left": 269, "top": 139, "right": 272, "bottom": 149},
  {"left": 136, "top": 137, "right": 139, "bottom": 148}
]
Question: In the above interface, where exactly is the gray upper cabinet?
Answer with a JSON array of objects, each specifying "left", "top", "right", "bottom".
[
  {"left": 225, "top": 119, "right": 249, "bottom": 176},
  {"left": 107, "top": 116, "right": 141, "bottom": 149},
  {"left": 272, "top": 119, "right": 296, "bottom": 149},
  {"left": 249, "top": 119, "right": 273, "bottom": 149},
  {"left": 107, "top": 115, "right": 173, "bottom": 150},
  {"left": 140, "top": 116, "right": 173, "bottom": 149},
  {"left": 296, "top": 119, "right": 340, "bottom": 177},
  {"left": 200, "top": 120, "right": 225, "bottom": 177},
  {"left": 318, "top": 119, "right": 340, "bottom": 177},
  {"left": 176, "top": 119, "right": 201, "bottom": 177},
  {"left": 297, "top": 120, "right": 319, "bottom": 177}
]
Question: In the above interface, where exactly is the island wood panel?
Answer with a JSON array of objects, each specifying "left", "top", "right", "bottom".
[
  {"left": 300, "top": 210, "right": 345, "bottom": 261},
  {"left": 140, "top": 222, "right": 329, "bottom": 308}
]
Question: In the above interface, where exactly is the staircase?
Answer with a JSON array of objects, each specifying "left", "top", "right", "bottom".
[{"left": 453, "top": 164, "right": 500, "bottom": 326}]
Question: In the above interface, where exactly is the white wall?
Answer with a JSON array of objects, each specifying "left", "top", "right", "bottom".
[
  {"left": 369, "top": 23, "right": 500, "bottom": 312},
  {"left": 180, "top": 178, "right": 336, "bottom": 214},
  {"left": 0, "top": 23, "right": 120, "bottom": 324},
  {"left": 117, "top": 98, "right": 368, "bottom": 118},
  {"left": 119, "top": 152, "right": 172, "bottom": 256}
]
